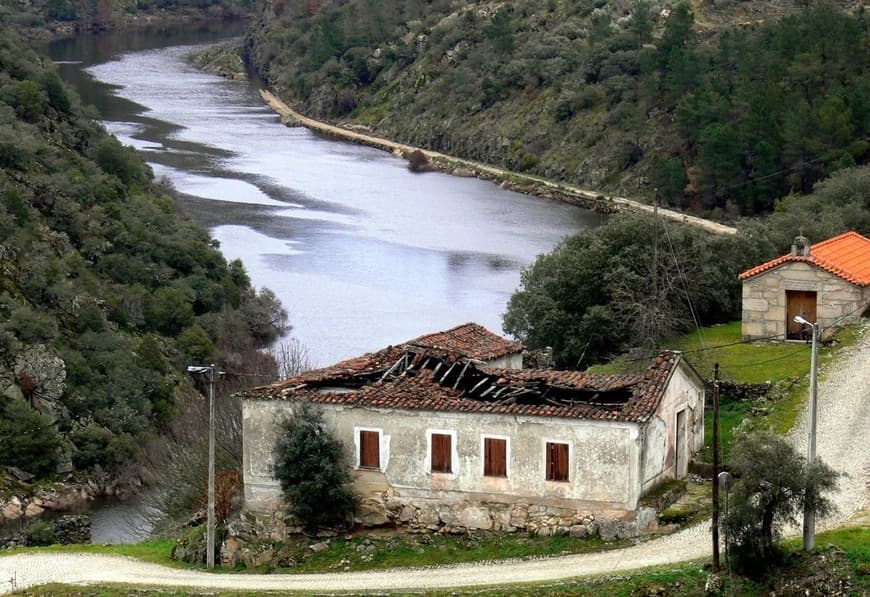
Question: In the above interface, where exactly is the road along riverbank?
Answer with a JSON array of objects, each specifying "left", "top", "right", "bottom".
[{"left": 260, "top": 90, "right": 737, "bottom": 236}]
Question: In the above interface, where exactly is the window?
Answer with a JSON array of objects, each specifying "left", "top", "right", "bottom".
[
  {"left": 545, "top": 442, "right": 569, "bottom": 481},
  {"left": 430, "top": 433, "right": 452, "bottom": 473},
  {"left": 483, "top": 437, "right": 507, "bottom": 477},
  {"left": 359, "top": 430, "right": 380, "bottom": 469}
]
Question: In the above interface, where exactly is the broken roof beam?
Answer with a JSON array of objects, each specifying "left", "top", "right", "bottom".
[{"left": 380, "top": 356, "right": 407, "bottom": 381}]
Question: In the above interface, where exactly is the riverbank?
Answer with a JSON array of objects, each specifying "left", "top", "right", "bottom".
[
  {"left": 0, "top": 469, "right": 151, "bottom": 525},
  {"left": 259, "top": 90, "right": 736, "bottom": 236}
]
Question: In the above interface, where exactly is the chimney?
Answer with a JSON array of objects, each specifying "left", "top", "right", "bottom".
[{"left": 791, "top": 236, "right": 810, "bottom": 257}]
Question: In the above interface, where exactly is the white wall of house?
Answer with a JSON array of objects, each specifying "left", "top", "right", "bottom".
[
  {"left": 742, "top": 263, "right": 867, "bottom": 340},
  {"left": 242, "top": 400, "right": 644, "bottom": 514},
  {"left": 639, "top": 361, "right": 705, "bottom": 494},
  {"left": 483, "top": 352, "right": 523, "bottom": 369}
]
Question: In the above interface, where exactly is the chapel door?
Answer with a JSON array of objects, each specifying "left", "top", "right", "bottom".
[{"left": 786, "top": 290, "right": 817, "bottom": 340}]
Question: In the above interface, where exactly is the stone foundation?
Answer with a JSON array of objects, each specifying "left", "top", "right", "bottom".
[{"left": 233, "top": 494, "right": 657, "bottom": 546}]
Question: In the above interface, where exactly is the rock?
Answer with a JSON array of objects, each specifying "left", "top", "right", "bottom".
[
  {"left": 2, "top": 497, "right": 23, "bottom": 521},
  {"left": 53, "top": 515, "right": 90, "bottom": 544},
  {"left": 414, "top": 503, "right": 440, "bottom": 526},
  {"left": 704, "top": 572, "right": 722, "bottom": 595},
  {"left": 355, "top": 498, "right": 390, "bottom": 527},
  {"left": 3, "top": 466, "right": 34, "bottom": 482},
  {"left": 309, "top": 540, "right": 330, "bottom": 553},
  {"left": 441, "top": 505, "right": 492, "bottom": 531},
  {"left": 220, "top": 536, "right": 244, "bottom": 568},
  {"left": 24, "top": 502, "right": 45, "bottom": 517},
  {"left": 569, "top": 525, "right": 589, "bottom": 538}
]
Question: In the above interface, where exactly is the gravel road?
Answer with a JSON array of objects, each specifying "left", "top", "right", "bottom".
[{"left": 1, "top": 324, "right": 866, "bottom": 594}]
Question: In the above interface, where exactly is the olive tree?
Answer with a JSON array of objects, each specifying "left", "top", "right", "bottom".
[
  {"left": 721, "top": 432, "right": 840, "bottom": 572},
  {"left": 273, "top": 401, "right": 356, "bottom": 532}
]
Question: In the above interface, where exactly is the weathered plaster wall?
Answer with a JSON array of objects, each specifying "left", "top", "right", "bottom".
[
  {"left": 484, "top": 352, "right": 523, "bottom": 369},
  {"left": 742, "top": 263, "right": 867, "bottom": 339},
  {"left": 640, "top": 362, "right": 704, "bottom": 493},
  {"left": 242, "top": 400, "right": 642, "bottom": 514}
]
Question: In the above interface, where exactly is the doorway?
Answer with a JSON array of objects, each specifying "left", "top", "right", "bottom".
[
  {"left": 786, "top": 290, "right": 817, "bottom": 340},
  {"left": 675, "top": 409, "right": 687, "bottom": 477}
]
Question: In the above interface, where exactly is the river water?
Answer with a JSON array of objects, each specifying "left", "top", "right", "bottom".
[{"left": 48, "top": 22, "right": 604, "bottom": 368}]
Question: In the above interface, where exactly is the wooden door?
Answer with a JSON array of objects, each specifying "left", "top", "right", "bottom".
[
  {"left": 676, "top": 409, "right": 687, "bottom": 478},
  {"left": 786, "top": 290, "right": 817, "bottom": 340}
]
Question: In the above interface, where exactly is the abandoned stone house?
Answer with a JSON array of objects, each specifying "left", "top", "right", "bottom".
[
  {"left": 740, "top": 231, "right": 870, "bottom": 340},
  {"left": 240, "top": 323, "right": 705, "bottom": 536}
]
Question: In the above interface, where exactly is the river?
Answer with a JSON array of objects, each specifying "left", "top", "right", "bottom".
[{"left": 47, "top": 22, "right": 604, "bottom": 369}]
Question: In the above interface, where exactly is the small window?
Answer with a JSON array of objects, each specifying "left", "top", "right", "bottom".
[
  {"left": 431, "top": 433, "right": 452, "bottom": 473},
  {"left": 546, "top": 442, "right": 569, "bottom": 481},
  {"left": 359, "top": 430, "right": 380, "bottom": 469},
  {"left": 484, "top": 437, "right": 507, "bottom": 477}
]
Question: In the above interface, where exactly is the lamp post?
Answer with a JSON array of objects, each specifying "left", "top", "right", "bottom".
[
  {"left": 186, "top": 364, "right": 223, "bottom": 569},
  {"left": 793, "top": 315, "right": 819, "bottom": 551}
]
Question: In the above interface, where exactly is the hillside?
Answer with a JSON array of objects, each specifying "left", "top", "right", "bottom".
[
  {"left": 0, "top": 25, "right": 285, "bottom": 484},
  {"left": 245, "top": 0, "right": 869, "bottom": 218}
]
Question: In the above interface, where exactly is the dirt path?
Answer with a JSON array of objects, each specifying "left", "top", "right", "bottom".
[
  {"left": 259, "top": 90, "right": 737, "bottom": 237},
  {"left": 1, "top": 325, "right": 866, "bottom": 594}
]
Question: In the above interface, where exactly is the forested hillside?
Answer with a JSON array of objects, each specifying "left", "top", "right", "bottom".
[
  {"left": 246, "top": 0, "right": 868, "bottom": 217},
  {"left": 0, "top": 26, "right": 285, "bottom": 481},
  {"left": 1, "top": 0, "right": 252, "bottom": 34}
]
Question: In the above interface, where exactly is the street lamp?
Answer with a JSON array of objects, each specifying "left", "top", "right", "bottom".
[
  {"left": 186, "top": 364, "right": 223, "bottom": 569},
  {"left": 793, "top": 315, "right": 819, "bottom": 551}
]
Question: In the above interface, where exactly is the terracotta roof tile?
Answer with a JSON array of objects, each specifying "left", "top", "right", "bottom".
[
  {"left": 241, "top": 351, "right": 683, "bottom": 424},
  {"left": 739, "top": 231, "right": 870, "bottom": 285},
  {"left": 409, "top": 322, "right": 524, "bottom": 361}
]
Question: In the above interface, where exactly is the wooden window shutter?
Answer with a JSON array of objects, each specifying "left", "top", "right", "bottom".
[
  {"left": 431, "top": 433, "right": 452, "bottom": 473},
  {"left": 484, "top": 438, "right": 507, "bottom": 477},
  {"left": 546, "top": 442, "right": 569, "bottom": 481},
  {"left": 359, "top": 430, "right": 379, "bottom": 469}
]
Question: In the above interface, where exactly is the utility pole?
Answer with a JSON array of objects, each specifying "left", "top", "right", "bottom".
[
  {"left": 795, "top": 317, "right": 820, "bottom": 551},
  {"left": 711, "top": 363, "right": 720, "bottom": 572},
  {"left": 186, "top": 364, "right": 222, "bottom": 569}
]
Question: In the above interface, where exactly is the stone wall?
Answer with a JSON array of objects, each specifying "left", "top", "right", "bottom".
[
  {"left": 224, "top": 494, "right": 657, "bottom": 566},
  {"left": 742, "top": 262, "right": 867, "bottom": 340}
]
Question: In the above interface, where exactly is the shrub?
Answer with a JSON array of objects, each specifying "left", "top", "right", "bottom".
[
  {"left": 273, "top": 401, "right": 356, "bottom": 532},
  {"left": 407, "top": 149, "right": 430, "bottom": 172}
]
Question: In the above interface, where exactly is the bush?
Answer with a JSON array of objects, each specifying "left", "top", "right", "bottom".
[
  {"left": 407, "top": 149, "right": 430, "bottom": 172},
  {"left": 273, "top": 402, "right": 356, "bottom": 532}
]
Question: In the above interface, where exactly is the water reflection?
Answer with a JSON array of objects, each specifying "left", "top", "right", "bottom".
[{"left": 49, "top": 25, "right": 606, "bottom": 366}]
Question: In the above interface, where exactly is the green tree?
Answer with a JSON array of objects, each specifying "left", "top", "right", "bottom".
[
  {"left": 485, "top": 8, "right": 514, "bottom": 54},
  {"left": 0, "top": 398, "right": 59, "bottom": 477},
  {"left": 273, "top": 401, "right": 356, "bottom": 531},
  {"left": 722, "top": 432, "right": 840, "bottom": 573}
]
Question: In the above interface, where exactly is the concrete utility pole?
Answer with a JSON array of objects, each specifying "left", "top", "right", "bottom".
[
  {"left": 186, "top": 364, "right": 222, "bottom": 569},
  {"left": 793, "top": 316, "right": 819, "bottom": 551},
  {"left": 711, "top": 363, "right": 721, "bottom": 572}
]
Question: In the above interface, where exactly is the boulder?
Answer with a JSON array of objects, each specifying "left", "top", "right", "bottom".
[{"left": 355, "top": 498, "right": 390, "bottom": 527}]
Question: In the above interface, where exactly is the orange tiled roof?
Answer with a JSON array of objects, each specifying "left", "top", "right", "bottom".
[
  {"left": 739, "top": 231, "right": 870, "bottom": 285},
  {"left": 241, "top": 351, "right": 683, "bottom": 424},
  {"left": 409, "top": 322, "right": 524, "bottom": 361}
]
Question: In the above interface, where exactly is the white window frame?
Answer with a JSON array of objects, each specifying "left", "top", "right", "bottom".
[
  {"left": 354, "top": 426, "right": 387, "bottom": 472},
  {"left": 480, "top": 433, "right": 511, "bottom": 478},
  {"left": 426, "top": 428, "right": 458, "bottom": 478},
  {"left": 542, "top": 438, "right": 571, "bottom": 482}
]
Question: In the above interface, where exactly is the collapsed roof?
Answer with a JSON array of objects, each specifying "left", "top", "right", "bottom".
[{"left": 239, "top": 335, "right": 687, "bottom": 423}]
